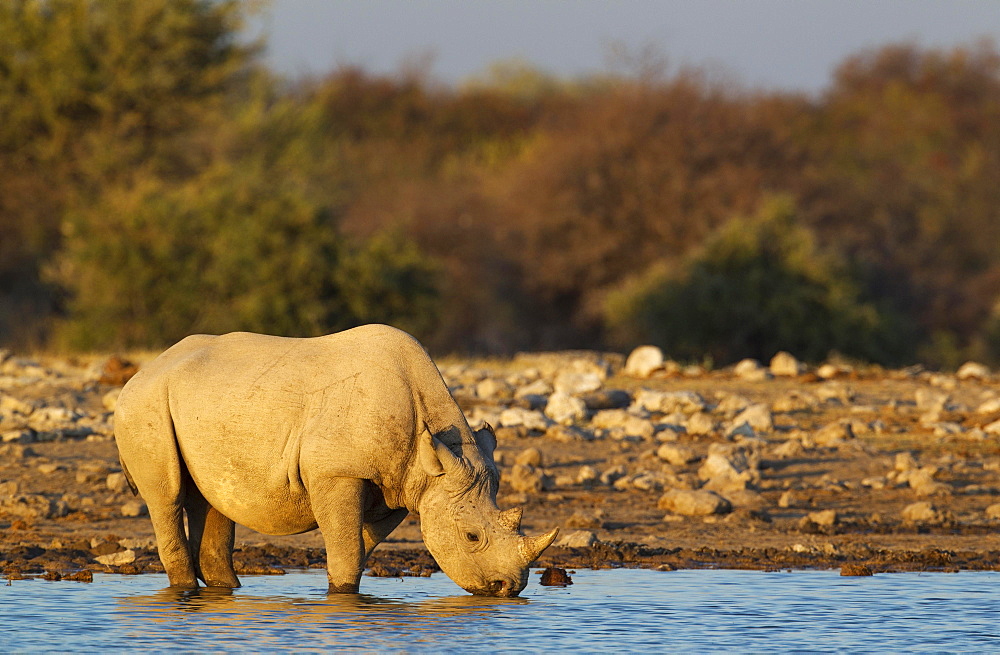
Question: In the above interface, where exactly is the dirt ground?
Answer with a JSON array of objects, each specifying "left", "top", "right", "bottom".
[{"left": 1, "top": 348, "right": 999, "bottom": 582}]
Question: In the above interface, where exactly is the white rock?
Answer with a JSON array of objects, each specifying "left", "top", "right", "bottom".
[
  {"left": 553, "top": 371, "right": 602, "bottom": 395},
  {"left": 499, "top": 407, "right": 551, "bottom": 431},
  {"left": 658, "top": 489, "right": 731, "bottom": 516},
  {"left": 632, "top": 390, "right": 705, "bottom": 414},
  {"left": 106, "top": 472, "right": 131, "bottom": 493},
  {"left": 769, "top": 351, "right": 804, "bottom": 376},
  {"left": 556, "top": 530, "right": 598, "bottom": 548},
  {"left": 507, "top": 464, "right": 550, "bottom": 493},
  {"left": 976, "top": 397, "right": 1000, "bottom": 414},
  {"left": 95, "top": 549, "right": 136, "bottom": 566},
  {"left": 901, "top": 501, "right": 940, "bottom": 523},
  {"left": 731, "top": 403, "right": 773, "bottom": 433},
  {"left": 684, "top": 412, "right": 716, "bottom": 436},
  {"left": 475, "top": 378, "right": 513, "bottom": 400},
  {"left": 985, "top": 503, "right": 1000, "bottom": 520},
  {"left": 544, "top": 391, "right": 588, "bottom": 425},
  {"left": 656, "top": 443, "right": 698, "bottom": 466},
  {"left": 624, "top": 346, "right": 665, "bottom": 378},
  {"left": 120, "top": 500, "right": 147, "bottom": 517},
  {"left": 599, "top": 465, "right": 627, "bottom": 486},
  {"left": 101, "top": 388, "right": 122, "bottom": 412},
  {"left": 983, "top": 418, "right": 1000, "bottom": 435},
  {"left": 806, "top": 509, "right": 838, "bottom": 527},
  {"left": 514, "top": 379, "right": 553, "bottom": 399},
  {"left": 812, "top": 421, "right": 855, "bottom": 447},
  {"left": 576, "top": 465, "right": 599, "bottom": 486},
  {"left": 0, "top": 393, "right": 35, "bottom": 416},
  {"left": 515, "top": 447, "right": 543, "bottom": 467},
  {"left": 733, "top": 359, "right": 769, "bottom": 381},
  {"left": 915, "top": 388, "right": 949, "bottom": 412},
  {"left": 956, "top": 361, "right": 991, "bottom": 380}
]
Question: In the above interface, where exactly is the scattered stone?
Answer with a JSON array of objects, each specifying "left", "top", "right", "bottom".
[
  {"left": 812, "top": 421, "right": 855, "bottom": 447},
  {"left": 565, "top": 510, "right": 603, "bottom": 529},
  {"left": 805, "top": 509, "right": 838, "bottom": 527},
  {"left": 95, "top": 549, "right": 136, "bottom": 567},
  {"left": 956, "top": 361, "right": 990, "bottom": 381},
  {"left": 915, "top": 388, "right": 949, "bottom": 413},
  {"left": 544, "top": 392, "right": 588, "bottom": 425},
  {"left": 976, "top": 397, "right": 1000, "bottom": 414},
  {"left": 771, "top": 439, "right": 805, "bottom": 459},
  {"left": 576, "top": 465, "right": 599, "bottom": 487},
  {"left": 37, "top": 463, "right": 61, "bottom": 475},
  {"left": 632, "top": 390, "right": 705, "bottom": 414},
  {"left": 499, "top": 407, "right": 550, "bottom": 431},
  {"left": 101, "top": 388, "right": 122, "bottom": 412},
  {"left": 730, "top": 404, "right": 773, "bottom": 433},
  {"left": 983, "top": 418, "right": 1000, "bottom": 435},
  {"left": 515, "top": 447, "right": 543, "bottom": 468},
  {"left": 539, "top": 567, "right": 573, "bottom": 586},
  {"left": 555, "top": 530, "right": 597, "bottom": 548},
  {"left": 733, "top": 359, "right": 770, "bottom": 382},
  {"left": 120, "top": 500, "right": 147, "bottom": 517},
  {"left": 658, "top": 489, "right": 732, "bottom": 516},
  {"left": 2, "top": 494, "right": 68, "bottom": 519},
  {"left": 656, "top": 443, "right": 698, "bottom": 466},
  {"left": 553, "top": 371, "right": 603, "bottom": 395},
  {"left": 770, "top": 351, "right": 804, "bottom": 377},
  {"left": 698, "top": 443, "right": 760, "bottom": 492},
  {"left": 985, "top": 504, "right": 1000, "bottom": 520},
  {"left": 515, "top": 378, "right": 554, "bottom": 400},
  {"left": 599, "top": 465, "right": 627, "bottom": 486},
  {"left": 778, "top": 490, "right": 797, "bottom": 508},
  {"left": 476, "top": 378, "right": 513, "bottom": 400},
  {"left": 684, "top": 412, "right": 716, "bottom": 436},
  {"left": 624, "top": 346, "right": 665, "bottom": 378},
  {"left": 840, "top": 564, "right": 873, "bottom": 576},
  {"left": 106, "top": 472, "right": 131, "bottom": 493},
  {"left": 507, "top": 464, "right": 551, "bottom": 494},
  {"left": 901, "top": 501, "right": 941, "bottom": 523}
]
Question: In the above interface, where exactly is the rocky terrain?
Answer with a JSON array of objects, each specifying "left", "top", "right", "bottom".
[{"left": 2, "top": 345, "right": 1000, "bottom": 581}]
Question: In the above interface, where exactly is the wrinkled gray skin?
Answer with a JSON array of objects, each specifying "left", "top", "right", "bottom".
[{"left": 114, "top": 324, "right": 558, "bottom": 596}]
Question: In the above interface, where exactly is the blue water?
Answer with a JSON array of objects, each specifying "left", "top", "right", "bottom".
[{"left": 2, "top": 569, "right": 998, "bottom": 652}]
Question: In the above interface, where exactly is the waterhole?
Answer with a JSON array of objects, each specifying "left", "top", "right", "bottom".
[{"left": 2, "top": 569, "right": 998, "bottom": 651}]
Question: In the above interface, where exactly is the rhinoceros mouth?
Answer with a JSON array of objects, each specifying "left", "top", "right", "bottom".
[{"left": 469, "top": 578, "right": 522, "bottom": 597}]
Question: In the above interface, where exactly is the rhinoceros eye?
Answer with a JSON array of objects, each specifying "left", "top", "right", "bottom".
[{"left": 465, "top": 531, "right": 481, "bottom": 543}]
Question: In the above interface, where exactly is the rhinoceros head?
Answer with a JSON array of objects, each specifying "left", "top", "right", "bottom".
[{"left": 416, "top": 424, "right": 559, "bottom": 597}]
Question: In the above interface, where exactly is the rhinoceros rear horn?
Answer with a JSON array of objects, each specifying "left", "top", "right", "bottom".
[
  {"left": 519, "top": 527, "right": 559, "bottom": 564},
  {"left": 497, "top": 507, "right": 522, "bottom": 532}
]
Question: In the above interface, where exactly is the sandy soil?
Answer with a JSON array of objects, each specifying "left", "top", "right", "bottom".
[{"left": 1, "top": 349, "right": 999, "bottom": 581}]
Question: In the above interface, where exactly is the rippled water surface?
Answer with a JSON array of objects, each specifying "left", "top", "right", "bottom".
[{"left": 2, "top": 568, "right": 998, "bottom": 651}]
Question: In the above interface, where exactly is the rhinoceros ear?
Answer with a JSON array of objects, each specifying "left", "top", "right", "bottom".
[
  {"left": 418, "top": 426, "right": 463, "bottom": 478},
  {"left": 473, "top": 423, "right": 497, "bottom": 458}
]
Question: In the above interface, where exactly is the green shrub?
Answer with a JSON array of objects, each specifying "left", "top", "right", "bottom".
[
  {"left": 50, "top": 162, "right": 439, "bottom": 350},
  {"left": 604, "top": 197, "right": 912, "bottom": 365}
]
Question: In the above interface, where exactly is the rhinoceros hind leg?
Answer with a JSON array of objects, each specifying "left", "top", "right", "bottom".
[
  {"left": 146, "top": 502, "right": 199, "bottom": 588},
  {"left": 185, "top": 486, "right": 240, "bottom": 588}
]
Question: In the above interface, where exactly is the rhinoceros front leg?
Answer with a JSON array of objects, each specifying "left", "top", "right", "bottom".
[
  {"left": 362, "top": 507, "right": 408, "bottom": 560},
  {"left": 185, "top": 485, "right": 239, "bottom": 588},
  {"left": 311, "top": 477, "right": 367, "bottom": 593}
]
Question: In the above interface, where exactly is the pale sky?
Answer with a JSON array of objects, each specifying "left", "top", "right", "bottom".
[{"left": 254, "top": 1, "right": 1000, "bottom": 94}]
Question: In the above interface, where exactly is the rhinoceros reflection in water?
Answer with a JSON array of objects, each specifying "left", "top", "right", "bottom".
[{"left": 114, "top": 325, "right": 558, "bottom": 597}]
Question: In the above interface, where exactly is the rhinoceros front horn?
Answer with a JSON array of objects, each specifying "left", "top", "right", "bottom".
[{"left": 519, "top": 527, "right": 560, "bottom": 565}]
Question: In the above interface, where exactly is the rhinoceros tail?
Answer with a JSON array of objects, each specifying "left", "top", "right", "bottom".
[{"left": 118, "top": 456, "right": 139, "bottom": 496}]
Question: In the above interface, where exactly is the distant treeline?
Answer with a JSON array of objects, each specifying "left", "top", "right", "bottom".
[{"left": 2, "top": 0, "right": 999, "bottom": 367}]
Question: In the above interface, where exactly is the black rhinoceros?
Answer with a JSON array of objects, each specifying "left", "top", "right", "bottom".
[{"left": 114, "top": 324, "right": 557, "bottom": 596}]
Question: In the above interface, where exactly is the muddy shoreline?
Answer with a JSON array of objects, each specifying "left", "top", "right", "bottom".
[{"left": 2, "top": 349, "right": 1000, "bottom": 584}]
